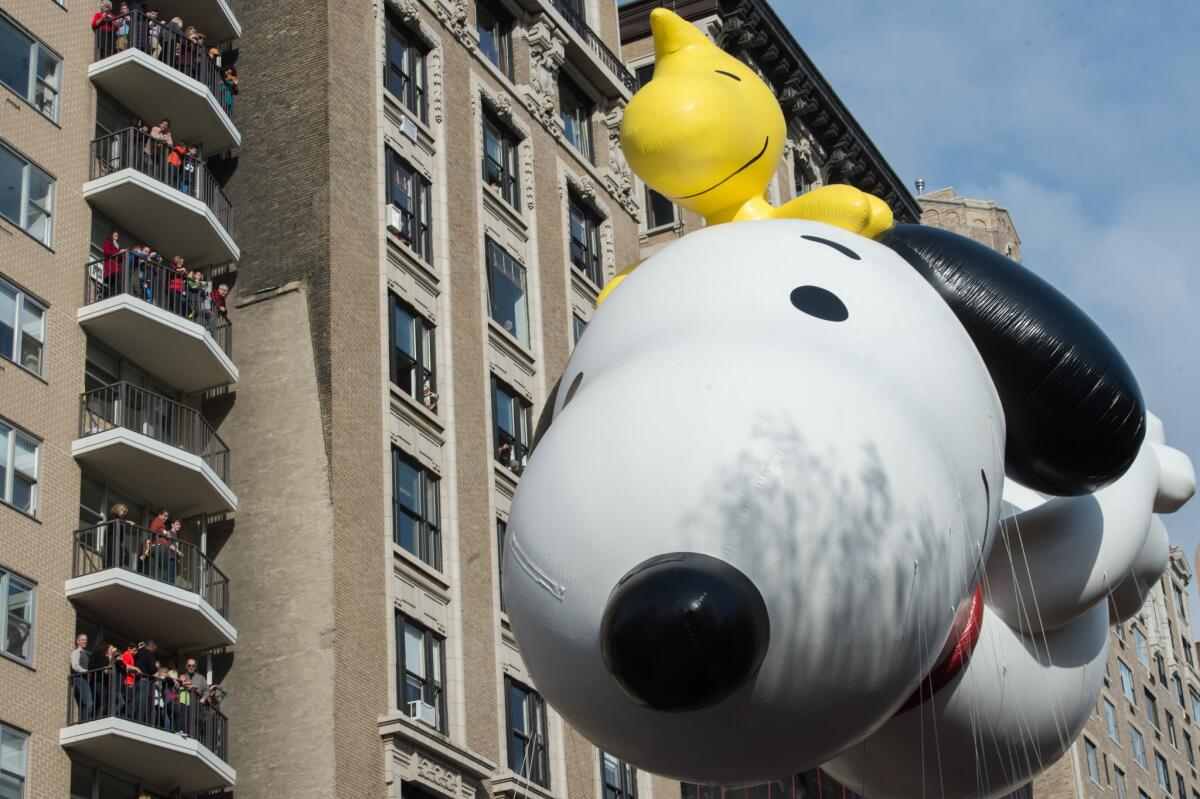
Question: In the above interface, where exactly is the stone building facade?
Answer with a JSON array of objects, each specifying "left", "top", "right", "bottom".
[{"left": 917, "top": 186, "right": 1023, "bottom": 263}]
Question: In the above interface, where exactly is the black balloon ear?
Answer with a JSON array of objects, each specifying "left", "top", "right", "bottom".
[{"left": 878, "top": 224, "right": 1145, "bottom": 496}]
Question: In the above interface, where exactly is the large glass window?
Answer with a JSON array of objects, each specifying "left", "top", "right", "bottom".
[
  {"left": 1175, "top": 674, "right": 1186, "bottom": 707},
  {"left": 1134, "top": 628, "right": 1149, "bottom": 668},
  {"left": 386, "top": 18, "right": 427, "bottom": 122},
  {"left": 1119, "top": 659, "right": 1135, "bottom": 703},
  {"left": 0, "top": 276, "right": 45, "bottom": 376},
  {"left": 476, "top": 0, "right": 513, "bottom": 79},
  {"left": 635, "top": 63, "right": 654, "bottom": 89},
  {"left": 0, "top": 421, "right": 39, "bottom": 516},
  {"left": 395, "top": 612, "right": 446, "bottom": 732},
  {"left": 0, "top": 142, "right": 54, "bottom": 245},
  {"left": 1145, "top": 689, "right": 1159, "bottom": 728},
  {"left": 1191, "top": 688, "right": 1200, "bottom": 723},
  {"left": 1105, "top": 698, "right": 1120, "bottom": 742},
  {"left": 1084, "top": 738, "right": 1100, "bottom": 783},
  {"left": 1186, "top": 730, "right": 1196, "bottom": 766},
  {"left": 391, "top": 449, "right": 441, "bottom": 569},
  {"left": 486, "top": 238, "right": 529, "bottom": 346},
  {"left": 0, "top": 569, "right": 34, "bottom": 667},
  {"left": 1168, "top": 711, "right": 1178, "bottom": 747},
  {"left": 1132, "top": 725, "right": 1147, "bottom": 768},
  {"left": 492, "top": 377, "right": 531, "bottom": 475},
  {"left": 1184, "top": 635, "right": 1196, "bottom": 668},
  {"left": 602, "top": 753, "right": 637, "bottom": 799},
  {"left": 386, "top": 149, "right": 433, "bottom": 263},
  {"left": 497, "top": 517, "right": 507, "bottom": 612},
  {"left": 559, "top": 77, "right": 594, "bottom": 162},
  {"left": 0, "top": 16, "right": 60, "bottom": 121},
  {"left": 1115, "top": 767, "right": 1127, "bottom": 799},
  {"left": 505, "top": 677, "right": 549, "bottom": 787},
  {"left": 644, "top": 186, "right": 677, "bottom": 230},
  {"left": 0, "top": 723, "right": 28, "bottom": 798},
  {"left": 389, "top": 294, "right": 437, "bottom": 410},
  {"left": 1155, "top": 751, "right": 1170, "bottom": 791},
  {"left": 483, "top": 114, "right": 521, "bottom": 208},
  {"left": 568, "top": 194, "right": 603, "bottom": 286},
  {"left": 572, "top": 314, "right": 587, "bottom": 348}
]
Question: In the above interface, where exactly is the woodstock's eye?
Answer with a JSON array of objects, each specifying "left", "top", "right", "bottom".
[
  {"left": 714, "top": 70, "right": 742, "bottom": 81},
  {"left": 790, "top": 285, "right": 848, "bottom": 322}
]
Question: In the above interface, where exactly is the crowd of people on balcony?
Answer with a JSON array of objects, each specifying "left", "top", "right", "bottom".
[
  {"left": 90, "top": 1, "right": 239, "bottom": 113},
  {"left": 93, "top": 505, "right": 198, "bottom": 590},
  {"left": 70, "top": 633, "right": 225, "bottom": 735},
  {"left": 99, "top": 231, "right": 231, "bottom": 329}
]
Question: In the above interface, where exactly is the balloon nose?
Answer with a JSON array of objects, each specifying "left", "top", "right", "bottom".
[{"left": 600, "top": 552, "right": 770, "bottom": 712}]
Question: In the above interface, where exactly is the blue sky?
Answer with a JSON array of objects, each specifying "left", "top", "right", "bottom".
[{"left": 774, "top": 3, "right": 1200, "bottom": 603}]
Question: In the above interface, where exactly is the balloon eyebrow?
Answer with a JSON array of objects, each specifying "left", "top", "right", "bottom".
[
  {"left": 715, "top": 70, "right": 742, "bottom": 81},
  {"left": 802, "top": 235, "right": 861, "bottom": 261}
]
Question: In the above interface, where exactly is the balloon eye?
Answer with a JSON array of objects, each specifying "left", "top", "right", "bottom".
[{"left": 790, "top": 285, "right": 848, "bottom": 322}]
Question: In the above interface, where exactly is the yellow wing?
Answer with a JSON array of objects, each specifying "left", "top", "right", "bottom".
[{"left": 773, "top": 185, "right": 894, "bottom": 239}]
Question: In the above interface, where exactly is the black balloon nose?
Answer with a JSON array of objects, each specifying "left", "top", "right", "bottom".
[{"left": 600, "top": 552, "right": 770, "bottom": 712}]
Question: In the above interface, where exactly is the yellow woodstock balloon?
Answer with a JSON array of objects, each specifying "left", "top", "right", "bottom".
[{"left": 621, "top": 8, "right": 893, "bottom": 237}]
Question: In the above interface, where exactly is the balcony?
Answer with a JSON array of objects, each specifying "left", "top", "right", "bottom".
[
  {"left": 90, "top": 11, "right": 240, "bottom": 152},
  {"left": 85, "top": 128, "right": 238, "bottom": 266},
  {"left": 74, "top": 382, "right": 236, "bottom": 517},
  {"left": 68, "top": 523, "right": 234, "bottom": 651},
  {"left": 63, "top": 667, "right": 234, "bottom": 794},
  {"left": 145, "top": 0, "right": 241, "bottom": 45},
  {"left": 80, "top": 252, "right": 236, "bottom": 392},
  {"left": 547, "top": 0, "right": 637, "bottom": 93}
]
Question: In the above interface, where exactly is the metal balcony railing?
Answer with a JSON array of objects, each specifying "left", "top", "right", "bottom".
[
  {"left": 67, "top": 665, "right": 229, "bottom": 761},
  {"left": 92, "top": 10, "right": 237, "bottom": 122},
  {"left": 90, "top": 128, "right": 235, "bottom": 237},
  {"left": 79, "top": 382, "right": 231, "bottom": 483},
  {"left": 72, "top": 522, "right": 230, "bottom": 619},
  {"left": 84, "top": 251, "right": 233, "bottom": 356},
  {"left": 548, "top": 0, "right": 638, "bottom": 92}
]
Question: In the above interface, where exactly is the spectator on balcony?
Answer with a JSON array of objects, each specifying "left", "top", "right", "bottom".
[
  {"left": 179, "top": 657, "right": 207, "bottom": 735},
  {"left": 92, "top": 1, "right": 116, "bottom": 57},
  {"left": 141, "top": 516, "right": 182, "bottom": 584},
  {"left": 133, "top": 640, "right": 158, "bottom": 722},
  {"left": 187, "top": 270, "right": 209, "bottom": 320},
  {"left": 168, "top": 257, "right": 188, "bottom": 316},
  {"left": 101, "top": 230, "right": 124, "bottom": 298},
  {"left": 423, "top": 381, "right": 439, "bottom": 412},
  {"left": 166, "top": 137, "right": 184, "bottom": 188},
  {"left": 114, "top": 3, "right": 131, "bottom": 51},
  {"left": 148, "top": 118, "right": 173, "bottom": 176},
  {"left": 72, "top": 634, "right": 94, "bottom": 722},
  {"left": 153, "top": 661, "right": 179, "bottom": 731},
  {"left": 115, "top": 642, "right": 138, "bottom": 720},
  {"left": 211, "top": 283, "right": 230, "bottom": 319},
  {"left": 179, "top": 143, "right": 199, "bottom": 197},
  {"left": 103, "top": 502, "right": 132, "bottom": 568},
  {"left": 221, "top": 68, "right": 239, "bottom": 115},
  {"left": 145, "top": 9, "right": 162, "bottom": 59}
]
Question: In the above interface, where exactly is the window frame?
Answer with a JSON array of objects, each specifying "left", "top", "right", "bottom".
[
  {"left": 1174, "top": 673, "right": 1186, "bottom": 708},
  {"left": 385, "top": 149, "right": 434, "bottom": 263},
  {"left": 0, "top": 14, "right": 61, "bottom": 122},
  {"left": 1186, "top": 729, "right": 1196, "bottom": 767},
  {"left": 491, "top": 376, "right": 532, "bottom": 474},
  {"left": 485, "top": 237, "right": 529, "bottom": 346},
  {"left": 643, "top": 186, "right": 677, "bottom": 231},
  {"left": 0, "top": 275, "right": 47, "bottom": 377},
  {"left": 504, "top": 675, "right": 549, "bottom": 788},
  {"left": 475, "top": 0, "right": 513, "bottom": 79},
  {"left": 482, "top": 113, "right": 521, "bottom": 208},
  {"left": 568, "top": 192, "right": 604, "bottom": 287},
  {"left": 1134, "top": 627, "right": 1149, "bottom": 668},
  {"left": 1119, "top": 659, "right": 1136, "bottom": 704},
  {"left": 385, "top": 16, "right": 428, "bottom": 122},
  {"left": 497, "top": 516, "right": 507, "bottom": 612},
  {"left": 391, "top": 448, "right": 442, "bottom": 570},
  {"left": 388, "top": 293, "right": 437, "bottom": 405},
  {"left": 1145, "top": 688, "right": 1159, "bottom": 728},
  {"left": 0, "top": 419, "right": 40, "bottom": 517},
  {"left": 0, "top": 141, "right": 55, "bottom": 246},
  {"left": 572, "top": 314, "right": 587, "bottom": 348},
  {"left": 558, "top": 75, "right": 594, "bottom": 163},
  {"left": 1084, "top": 737, "right": 1101, "bottom": 784},
  {"left": 1115, "top": 766, "right": 1127, "bottom": 799},
  {"left": 0, "top": 568, "right": 35, "bottom": 668},
  {"left": 0, "top": 722, "right": 29, "bottom": 796},
  {"left": 394, "top": 611, "right": 447, "bottom": 733},
  {"left": 1131, "top": 724, "right": 1147, "bottom": 769},
  {"left": 1155, "top": 750, "right": 1170, "bottom": 791},
  {"left": 601, "top": 752, "right": 638, "bottom": 799},
  {"left": 1105, "top": 697, "right": 1120, "bottom": 742}
]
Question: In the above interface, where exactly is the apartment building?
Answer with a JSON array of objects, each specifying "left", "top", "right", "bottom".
[{"left": 0, "top": 0, "right": 243, "bottom": 796}]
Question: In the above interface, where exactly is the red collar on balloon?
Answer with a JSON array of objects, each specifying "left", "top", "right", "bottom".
[{"left": 893, "top": 584, "right": 984, "bottom": 716}]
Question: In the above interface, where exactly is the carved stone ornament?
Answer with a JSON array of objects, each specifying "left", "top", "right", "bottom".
[
  {"left": 524, "top": 19, "right": 566, "bottom": 130},
  {"left": 601, "top": 105, "right": 637, "bottom": 215},
  {"left": 416, "top": 757, "right": 462, "bottom": 796},
  {"left": 432, "top": 0, "right": 473, "bottom": 50},
  {"left": 429, "top": 46, "right": 445, "bottom": 124},
  {"left": 491, "top": 92, "right": 514, "bottom": 121},
  {"left": 385, "top": 0, "right": 421, "bottom": 25}
]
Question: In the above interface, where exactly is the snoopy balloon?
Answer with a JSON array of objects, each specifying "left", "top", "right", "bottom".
[{"left": 503, "top": 9, "right": 1196, "bottom": 797}]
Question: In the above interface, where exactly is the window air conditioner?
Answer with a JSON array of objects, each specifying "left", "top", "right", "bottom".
[
  {"left": 386, "top": 205, "right": 404, "bottom": 236},
  {"left": 398, "top": 116, "right": 418, "bottom": 144},
  {"left": 408, "top": 700, "right": 438, "bottom": 728}
]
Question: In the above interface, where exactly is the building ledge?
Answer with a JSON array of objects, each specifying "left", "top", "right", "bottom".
[{"left": 378, "top": 710, "right": 496, "bottom": 781}]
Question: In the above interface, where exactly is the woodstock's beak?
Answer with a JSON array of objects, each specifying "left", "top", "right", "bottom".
[{"left": 649, "top": 8, "right": 709, "bottom": 60}]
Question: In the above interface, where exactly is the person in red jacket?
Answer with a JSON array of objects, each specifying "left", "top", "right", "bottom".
[
  {"left": 101, "top": 230, "right": 123, "bottom": 298},
  {"left": 91, "top": 1, "right": 116, "bottom": 58}
]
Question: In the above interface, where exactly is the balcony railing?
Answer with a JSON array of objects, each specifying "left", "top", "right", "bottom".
[
  {"left": 90, "top": 128, "right": 234, "bottom": 237},
  {"left": 549, "top": 0, "right": 638, "bottom": 92},
  {"left": 79, "top": 382, "right": 231, "bottom": 483},
  {"left": 93, "top": 10, "right": 236, "bottom": 122},
  {"left": 84, "top": 251, "right": 232, "bottom": 356},
  {"left": 72, "top": 522, "right": 230, "bottom": 619},
  {"left": 67, "top": 665, "right": 228, "bottom": 760}
]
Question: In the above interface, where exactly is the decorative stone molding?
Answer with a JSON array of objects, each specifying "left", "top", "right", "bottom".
[
  {"left": 428, "top": 46, "right": 445, "bottom": 124},
  {"left": 520, "top": 138, "right": 537, "bottom": 211},
  {"left": 601, "top": 105, "right": 637, "bottom": 216},
  {"left": 386, "top": 0, "right": 422, "bottom": 25},
  {"left": 524, "top": 19, "right": 567, "bottom": 131},
  {"left": 431, "top": 0, "right": 474, "bottom": 51}
]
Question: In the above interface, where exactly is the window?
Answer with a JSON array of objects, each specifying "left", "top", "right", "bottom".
[
  {"left": 0, "top": 16, "right": 60, "bottom": 121},
  {"left": 559, "top": 77, "right": 594, "bottom": 162},
  {"left": 0, "top": 277, "right": 45, "bottom": 375},
  {"left": 505, "top": 677, "right": 549, "bottom": 787},
  {"left": 1117, "top": 622, "right": 1127, "bottom": 643},
  {"left": 1176, "top": 584, "right": 1188, "bottom": 618},
  {"left": 634, "top": 63, "right": 653, "bottom": 89},
  {"left": 1191, "top": 688, "right": 1200, "bottom": 723},
  {"left": 0, "top": 421, "right": 38, "bottom": 516},
  {"left": 386, "top": 150, "right": 433, "bottom": 263},
  {"left": 793, "top": 152, "right": 812, "bottom": 196},
  {"left": 1, "top": 569, "right": 34, "bottom": 666},
  {"left": 1119, "top": 660, "right": 1136, "bottom": 703},
  {"left": 1175, "top": 674, "right": 1186, "bottom": 708},
  {"left": 1185, "top": 635, "right": 1196, "bottom": 668},
  {"left": 0, "top": 142, "right": 54, "bottom": 245},
  {"left": 568, "top": 193, "right": 603, "bottom": 286},
  {"left": 1186, "top": 730, "right": 1195, "bottom": 766},
  {"left": 1135, "top": 628, "right": 1150, "bottom": 668},
  {"left": 1106, "top": 698, "right": 1120, "bottom": 742},
  {"left": 497, "top": 517, "right": 507, "bottom": 612},
  {"left": 572, "top": 314, "right": 587, "bottom": 347},
  {"left": 483, "top": 114, "right": 521, "bottom": 208},
  {"left": 1146, "top": 689, "right": 1159, "bottom": 727},
  {"left": 1168, "top": 711, "right": 1178, "bottom": 747},
  {"left": 1132, "top": 725, "right": 1147, "bottom": 768},
  {"left": 485, "top": 238, "right": 529, "bottom": 346},
  {"left": 386, "top": 17, "right": 427, "bottom": 121},
  {"left": 1140, "top": 792, "right": 1151, "bottom": 799},
  {"left": 0, "top": 723, "right": 28, "bottom": 798},
  {"left": 1156, "top": 751, "right": 1170, "bottom": 792},
  {"left": 1085, "top": 738, "right": 1100, "bottom": 783},
  {"left": 644, "top": 186, "right": 677, "bottom": 230},
  {"left": 476, "top": 0, "right": 512, "bottom": 78},
  {"left": 395, "top": 612, "right": 446, "bottom": 732},
  {"left": 1179, "top": 772, "right": 1187, "bottom": 799},
  {"left": 602, "top": 752, "right": 637, "bottom": 799},
  {"left": 492, "top": 377, "right": 531, "bottom": 475},
  {"left": 389, "top": 294, "right": 436, "bottom": 408},
  {"left": 1159, "top": 652, "right": 1169, "bottom": 684},
  {"left": 391, "top": 449, "right": 441, "bottom": 569},
  {"left": 1115, "top": 766, "right": 1127, "bottom": 799}
]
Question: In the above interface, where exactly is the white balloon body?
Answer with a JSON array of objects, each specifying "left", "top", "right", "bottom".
[{"left": 503, "top": 220, "right": 1005, "bottom": 783}]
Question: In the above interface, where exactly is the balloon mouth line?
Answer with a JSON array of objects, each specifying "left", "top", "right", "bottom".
[
  {"left": 893, "top": 584, "right": 985, "bottom": 717},
  {"left": 669, "top": 136, "right": 770, "bottom": 200}
]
